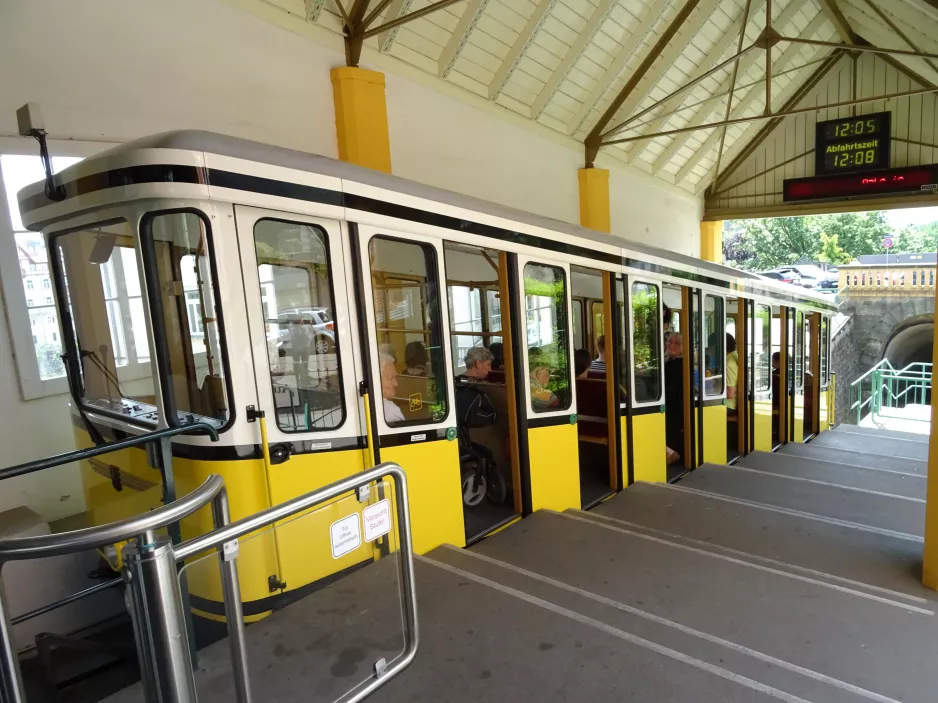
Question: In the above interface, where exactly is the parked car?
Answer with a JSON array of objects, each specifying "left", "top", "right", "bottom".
[
  {"left": 776, "top": 265, "right": 818, "bottom": 288},
  {"left": 757, "top": 269, "right": 801, "bottom": 285},
  {"left": 272, "top": 307, "right": 336, "bottom": 356}
]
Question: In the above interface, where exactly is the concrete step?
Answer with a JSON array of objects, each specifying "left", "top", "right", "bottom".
[
  {"left": 809, "top": 429, "right": 929, "bottom": 461},
  {"left": 591, "top": 482, "right": 930, "bottom": 601},
  {"left": 833, "top": 423, "right": 929, "bottom": 443},
  {"left": 679, "top": 464, "right": 924, "bottom": 537},
  {"left": 780, "top": 441, "right": 927, "bottom": 475},
  {"left": 737, "top": 450, "right": 926, "bottom": 500},
  {"left": 463, "top": 510, "right": 938, "bottom": 703}
]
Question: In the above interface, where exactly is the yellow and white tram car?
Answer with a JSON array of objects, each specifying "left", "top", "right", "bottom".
[{"left": 17, "top": 131, "right": 836, "bottom": 617}]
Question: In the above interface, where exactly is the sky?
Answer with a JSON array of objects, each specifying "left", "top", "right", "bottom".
[{"left": 884, "top": 206, "right": 938, "bottom": 230}]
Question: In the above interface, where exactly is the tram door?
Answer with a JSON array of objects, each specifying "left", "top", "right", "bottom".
[
  {"left": 747, "top": 301, "right": 774, "bottom": 451},
  {"left": 775, "top": 305, "right": 788, "bottom": 448},
  {"left": 514, "top": 255, "right": 580, "bottom": 513},
  {"left": 571, "top": 267, "right": 619, "bottom": 508},
  {"left": 817, "top": 315, "right": 832, "bottom": 432},
  {"left": 698, "top": 292, "right": 727, "bottom": 464},
  {"left": 791, "top": 309, "right": 806, "bottom": 442},
  {"left": 234, "top": 207, "right": 378, "bottom": 591},
  {"left": 356, "top": 225, "right": 466, "bottom": 554},
  {"left": 443, "top": 242, "right": 523, "bottom": 543},
  {"left": 726, "top": 297, "right": 743, "bottom": 461}
]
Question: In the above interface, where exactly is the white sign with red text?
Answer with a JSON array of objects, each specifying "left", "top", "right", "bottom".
[{"left": 363, "top": 499, "right": 391, "bottom": 542}]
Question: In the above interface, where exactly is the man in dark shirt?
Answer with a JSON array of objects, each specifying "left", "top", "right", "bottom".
[{"left": 664, "top": 333, "right": 684, "bottom": 464}]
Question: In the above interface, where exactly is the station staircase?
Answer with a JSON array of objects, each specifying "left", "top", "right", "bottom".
[{"left": 137, "top": 424, "right": 936, "bottom": 703}]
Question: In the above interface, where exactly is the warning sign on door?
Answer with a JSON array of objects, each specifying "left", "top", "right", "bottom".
[
  {"left": 330, "top": 514, "right": 362, "bottom": 558},
  {"left": 363, "top": 499, "right": 391, "bottom": 542}
]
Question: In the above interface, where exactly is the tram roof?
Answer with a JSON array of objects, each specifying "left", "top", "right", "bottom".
[{"left": 20, "top": 129, "right": 830, "bottom": 308}]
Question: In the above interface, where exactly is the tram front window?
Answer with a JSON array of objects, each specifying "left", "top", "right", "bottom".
[
  {"left": 53, "top": 219, "right": 156, "bottom": 421},
  {"left": 143, "top": 211, "right": 230, "bottom": 426},
  {"left": 254, "top": 219, "right": 343, "bottom": 432},
  {"left": 631, "top": 281, "right": 662, "bottom": 403}
]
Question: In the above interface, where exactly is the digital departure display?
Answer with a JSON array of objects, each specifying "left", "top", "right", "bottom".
[
  {"left": 783, "top": 165, "right": 938, "bottom": 202},
  {"left": 815, "top": 112, "right": 891, "bottom": 175}
]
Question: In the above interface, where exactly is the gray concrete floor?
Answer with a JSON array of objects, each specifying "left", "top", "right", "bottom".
[
  {"left": 810, "top": 429, "right": 930, "bottom": 460},
  {"left": 780, "top": 441, "right": 927, "bottom": 474},
  {"left": 103, "top": 426, "right": 938, "bottom": 703}
]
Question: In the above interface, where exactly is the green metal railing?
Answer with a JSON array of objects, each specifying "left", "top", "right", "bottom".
[{"left": 850, "top": 360, "right": 932, "bottom": 425}]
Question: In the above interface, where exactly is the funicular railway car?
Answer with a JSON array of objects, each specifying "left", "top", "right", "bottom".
[{"left": 16, "top": 131, "right": 836, "bottom": 618}]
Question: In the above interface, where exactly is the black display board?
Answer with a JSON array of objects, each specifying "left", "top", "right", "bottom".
[{"left": 815, "top": 112, "right": 891, "bottom": 175}]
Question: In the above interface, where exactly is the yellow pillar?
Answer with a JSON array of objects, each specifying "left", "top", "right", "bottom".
[
  {"left": 330, "top": 67, "right": 392, "bottom": 173},
  {"left": 700, "top": 220, "right": 723, "bottom": 263},
  {"left": 922, "top": 306, "right": 938, "bottom": 590},
  {"left": 578, "top": 168, "right": 611, "bottom": 233}
]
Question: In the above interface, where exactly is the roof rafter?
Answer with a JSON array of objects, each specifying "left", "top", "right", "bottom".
[
  {"left": 650, "top": 0, "right": 811, "bottom": 175},
  {"left": 566, "top": 3, "right": 669, "bottom": 135},
  {"left": 599, "top": 0, "right": 724, "bottom": 141},
  {"left": 839, "top": 2, "right": 938, "bottom": 83},
  {"left": 487, "top": 0, "right": 559, "bottom": 102},
  {"left": 438, "top": 0, "right": 490, "bottom": 79},
  {"left": 817, "top": 0, "right": 859, "bottom": 44},
  {"left": 627, "top": 0, "right": 765, "bottom": 163},
  {"left": 673, "top": 9, "right": 832, "bottom": 184},
  {"left": 529, "top": 0, "right": 619, "bottom": 121},
  {"left": 373, "top": 0, "right": 414, "bottom": 53},
  {"left": 305, "top": 0, "right": 327, "bottom": 22}
]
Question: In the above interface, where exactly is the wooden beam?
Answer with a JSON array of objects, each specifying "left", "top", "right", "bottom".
[
  {"left": 861, "top": 0, "right": 938, "bottom": 79},
  {"left": 566, "top": 4, "right": 667, "bottom": 135},
  {"left": 584, "top": 0, "right": 701, "bottom": 166},
  {"left": 839, "top": 4, "right": 938, "bottom": 85},
  {"left": 628, "top": 1, "right": 764, "bottom": 163},
  {"left": 363, "top": 0, "right": 467, "bottom": 39},
  {"left": 817, "top": 0, "right": 858, "bottom": 44},
  {"left": 529, "top": 0, "right": 618, "bottom": 121},
  {"left": 672, "top": 10, "right": 831, "bottom": 183},
  {"left": 707, "top": 49, "right": 844, "bottom": 191},
  {"left": 650, "top": 0, "right": 810, "bottom": 174},
  {"left": 600, "top": 0, "right": 723, "bottom": 140},
  {"left": 438, "top": 0, "right": 489, "bottom": 79},
  {"left": 304, "top": 0, "right": 327, "bottom": 21},
  {"left": 488, "top": 0, "right": 558, "bottom": 102}
]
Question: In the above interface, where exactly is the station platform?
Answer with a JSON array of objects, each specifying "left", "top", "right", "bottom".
[{"left": 105, "top": 425, "right": 936, "bottom": 703}]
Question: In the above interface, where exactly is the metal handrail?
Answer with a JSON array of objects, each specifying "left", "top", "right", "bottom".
[
  {"left": 175, "top": 462, "right": 419, "bottom": 703},
  {"left": 0, "top": 421, "right": 219, "bottom": 482},
  {"left": 0, "top": 475, "right": 224, "bottom": 562},
  {"left": 850, "top": 360, "right": 932, "bottom": 424}
]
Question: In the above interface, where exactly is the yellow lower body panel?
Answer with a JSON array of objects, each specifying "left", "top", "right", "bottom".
[
  {"left": 381, "top": 439, "right": 466, "bottom": 554},
  {"left": 528, "top": 423, "right": 580, "bottom": 512},
  {"left": 630, "top": 412, "right": 667, "bottom": 483},
  {"left": 753, "top": 399, "right": 773, "bottom": 451},
  {"left": 818, "top": 389, "right": 829, "bottom": 433},
  {"left": 793, "top": 394, "right": 805, "bottom": 442},
  {"left": 702, "top": 404, "right": 727, "bottom": 464}
]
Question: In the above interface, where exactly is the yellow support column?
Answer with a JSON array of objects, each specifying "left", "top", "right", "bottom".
[
  {"left": 922, "top": 309, "right": 938, "bottom": 590},
  {"left": 578, "top": 168, "right": 611, "bottom": 233},
  {"left": 700, "top": 220, "right": 723, "bottom": 263},
  {"left": 330, "top": 67, "right": 392, "bottom": 173}
]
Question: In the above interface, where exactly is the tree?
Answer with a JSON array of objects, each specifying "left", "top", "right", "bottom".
[
  {"left": 817, "top": 232, "right": 851, "bottom": 265},
  {"left": 822, "top": 211, "right": 891, "bottom": 257},
  {"left": 892, "top": 222, "right": 938, "bottom": 254},
  {"left": 726, "top": 216, "right": 821, "bottom": 271}
]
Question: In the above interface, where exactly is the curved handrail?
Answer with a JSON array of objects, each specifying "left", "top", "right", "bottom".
[
  {"left": 0, "top": 475, "right": 224, "bottom": 562},
  {"left": 0, "top": 421, "right": 219, "bottom": 483}
]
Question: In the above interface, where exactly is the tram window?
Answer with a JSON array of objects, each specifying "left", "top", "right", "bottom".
[
  {"left": 591, "top": 301, "right": 604, "bottom": 349},
  {"left": 142, "top": 211, "right": 230, "bottom": 427},
  {"left": 703, "top": 295, "right": 724, "bottom": 397},
  {"left": 794, "top": 311, "right": 805, "bottom": 390},
  {"left": 52, "top": 220, "right": 156, "bottom": 421},
  {"left": 616, "top": 280, "right": 628, "bottom": 398},
  {"left": 630, "top": 281, "right": 662, "bottom": 403},
  {"left": 755, "top": 305, "right": 771, "bottom": 391},
  {"left": 571, "top": 299, "right": 584, "bottom": 351},
  {"left": 253, "top": 219, "right": 343, "bottom": 432},
  {"left": 370, "top": 236, "right": 447, "bottom": 426},
  {"left": 820, "top": 316, "right": 830, "bottom": 388},
  {"left": 523, "top": 262, "right": 571, "bottom": 413}
]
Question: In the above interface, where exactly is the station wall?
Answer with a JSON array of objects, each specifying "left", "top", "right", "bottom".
[{"left": 0, "top": 0, "right": 702, "bottom": 520}]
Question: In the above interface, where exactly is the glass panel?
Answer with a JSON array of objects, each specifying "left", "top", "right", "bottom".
[
  {"left": 591, "top": 301, "right": 604, "bottom": 348},
  {"left": 631, "top": 281, "right": 661, "bottom": 403},
  {"left": 820, "top": 316, "right": 830, "bottom": 387},
  {"left": 703, "top": 295, "right": 725, "bottom": 397},
  {"left": 524, "top": 263, "right": 571, "bottom": 412},
  {"left": 15, "top": 232, "right": 66, "bottom": 380},
  {"left": 571, "top": 299, "right": 584, "bottom": 352},
  {"left": 617, "top": 280, "right": 628, "bottom": 399},
  {"left": 53, "top": 220, "right": 157, "bottom": 420},
  {"left": 447, "top": 285, "right": 483, "bottom": 374},
  {"left": 178, "top": 481, "right": 406, "bottom": 703},
  {"left": 795, "top": 311, "right": 805, "bottom": 391},
  {"left": 486, "top": 288, "right": 503, "bottom": 347},
  {"left": 370, "top": 237, "right": 447, "bottom": 426},
  {"left": 145, "top": 212, "right": 228, "bottom": 426},
  {"left": 253, "top": 219, "right": 343, "bottom": 432},
  {"left": 755, "top": 305, "right": 771, "bottom": 392}
]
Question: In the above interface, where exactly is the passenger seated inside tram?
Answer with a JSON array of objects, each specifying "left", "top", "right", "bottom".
[
  {"left": 575, "top": 348, "right": 606, "bottom": 419},
  {"left": 454, "top": 346, "right": 502, "bottom": 507},
  {"left": 460, "top": 346, "right": 494, "bottom": 382},
  {"left": 590, "top": 335, "right": 607, "bottom": 375},
  {"left": 404, "top": 341, "right": 431, "bottom": 377},
  {"left": 529, "top": 347, "right": 560, "bottom": 410},
  {"left": 726, "top": 333, "right": 738, "bottom": 417},
  {"left": 487, "top": 342, "right": 506, "bottom": 384},
  {"left": 379, "top": 353, "right": 406, "bottom": 424},
  {"left": 664, "top": 333, "right": 684, "bottom": 465},
  {"left": 575, "top": 349, "right": 591, "bottom": 379}
]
